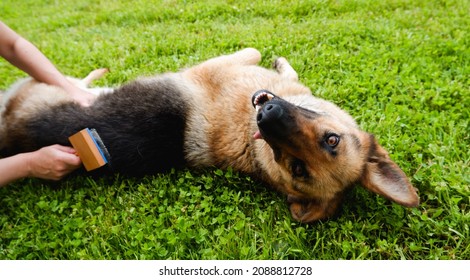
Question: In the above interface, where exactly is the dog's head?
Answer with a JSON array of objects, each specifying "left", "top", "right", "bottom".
[{"left": 252, "top": 90, "right": 419, "bottom": 223}]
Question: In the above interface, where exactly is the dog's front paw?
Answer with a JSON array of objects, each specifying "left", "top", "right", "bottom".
[
  {"left": 289, "top": 199, "right": 339, "bottom": 223},
  {"left": 273, "top": 57, "right": 298, "bottom": 81}
]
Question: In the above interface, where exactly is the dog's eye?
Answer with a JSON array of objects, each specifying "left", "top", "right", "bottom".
[
  {"left": 326, "top": 134, "right": 340, "bottom": 148},
  {"left": 291, "top": 159, "right": 308, "bottom": 178}
]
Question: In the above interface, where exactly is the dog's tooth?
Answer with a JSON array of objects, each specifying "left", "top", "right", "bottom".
[
  {"left": 255, "top": 105, "right": 261, "bottom": 112},
  {"left": 253, "top": 91, "right": 273, "bottom": 108}
]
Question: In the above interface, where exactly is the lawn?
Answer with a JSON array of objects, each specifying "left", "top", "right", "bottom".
[{"left": 0, "top": 0, "right": 468, "bottom": 259}]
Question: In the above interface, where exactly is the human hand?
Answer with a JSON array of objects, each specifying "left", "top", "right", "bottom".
[
  {"left": 68, "top": 87, "right": 97, "bottom": 107},
  {"left": 26, "top": 144, "right": 82, "bottom": 181}
]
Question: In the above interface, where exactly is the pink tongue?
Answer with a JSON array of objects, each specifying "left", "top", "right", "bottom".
[{"left": 253, "top": 131, "right": 263, "bottom": 140}]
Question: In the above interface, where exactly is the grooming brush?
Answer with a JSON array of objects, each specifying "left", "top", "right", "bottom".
[{"left": 68, "top": 128, "right": 111, "bottom": 171}]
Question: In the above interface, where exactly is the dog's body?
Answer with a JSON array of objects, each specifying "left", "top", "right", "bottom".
[{"left": 0, "top": 48, "right": 419, "bottom": 222}]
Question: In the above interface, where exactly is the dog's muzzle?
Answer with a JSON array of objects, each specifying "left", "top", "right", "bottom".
[{"left": 252, "top": 90, "right": 295, "bottom": 141}]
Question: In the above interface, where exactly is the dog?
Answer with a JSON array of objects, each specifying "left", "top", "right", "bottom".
[{"left": 0, "top": 48, "right": 419, "bottom": 222}]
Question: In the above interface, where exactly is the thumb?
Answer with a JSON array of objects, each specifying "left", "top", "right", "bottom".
[
  {"left": 50, "top": 145, "right": 82, "bottom": 167},
  {"left": 61, "top": 151, "right": 82, "bottom": 167},
  {"left": 51, "top": 144, "right": 77, "bottom": 154}
]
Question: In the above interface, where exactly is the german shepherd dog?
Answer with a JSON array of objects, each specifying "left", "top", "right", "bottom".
[{"left": 0, "top": 48, "right": 419, "bottom": 222}]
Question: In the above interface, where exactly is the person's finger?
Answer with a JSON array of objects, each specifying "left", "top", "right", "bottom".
[{"left": 50, "top": 144, "right": 77, "bottom": 155}]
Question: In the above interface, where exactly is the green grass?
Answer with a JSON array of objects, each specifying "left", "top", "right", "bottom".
[{"left": 0, "top": 0, "right": 469, "bottom": 259}]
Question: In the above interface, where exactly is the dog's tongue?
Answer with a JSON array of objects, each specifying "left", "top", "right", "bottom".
[{"left": 253, "top": 130, "right": 263, "bottom": 140}]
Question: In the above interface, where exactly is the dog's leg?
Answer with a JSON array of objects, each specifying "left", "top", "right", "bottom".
[
  {"left": 273, "top": 57, "right": 298, "bottom": 81},
  {"left": 82, "top": 68, "right": 109, "bottom": 85},
  {"left": 183, "top": 48, "right": 262, "bottom": 93},
  {"left": 195, "top": 48, "right": 262, "bottom": 69},
  {"left": 78, "top": 68, "right": 114, "bottom": 96},
  {"left": 228, "top": 48, "right": 262, "bottom": 65}
]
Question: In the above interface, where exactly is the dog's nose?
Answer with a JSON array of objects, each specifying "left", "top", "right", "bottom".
[
  {"left": 257, "top": 103, "right": 284, "bottom": 123},
  {"left": 257, "top": 103, "right": 291, "bottom": 140}
]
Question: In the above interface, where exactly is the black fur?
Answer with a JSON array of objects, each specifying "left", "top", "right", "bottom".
[{"left": 22, "top": 77, "right": 189, "bottom": 176}]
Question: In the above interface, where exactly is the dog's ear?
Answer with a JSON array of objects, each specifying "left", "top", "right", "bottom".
[{"left": 360, "top": 136, "right": 419, "bottom": 207}]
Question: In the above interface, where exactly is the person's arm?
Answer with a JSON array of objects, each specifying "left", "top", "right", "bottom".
[
  {"left": 0, "top": 21, "right": 95, "bottom": 106},
  {"left": 0, "top": 145, "right": 82, "bottom": 187}
]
